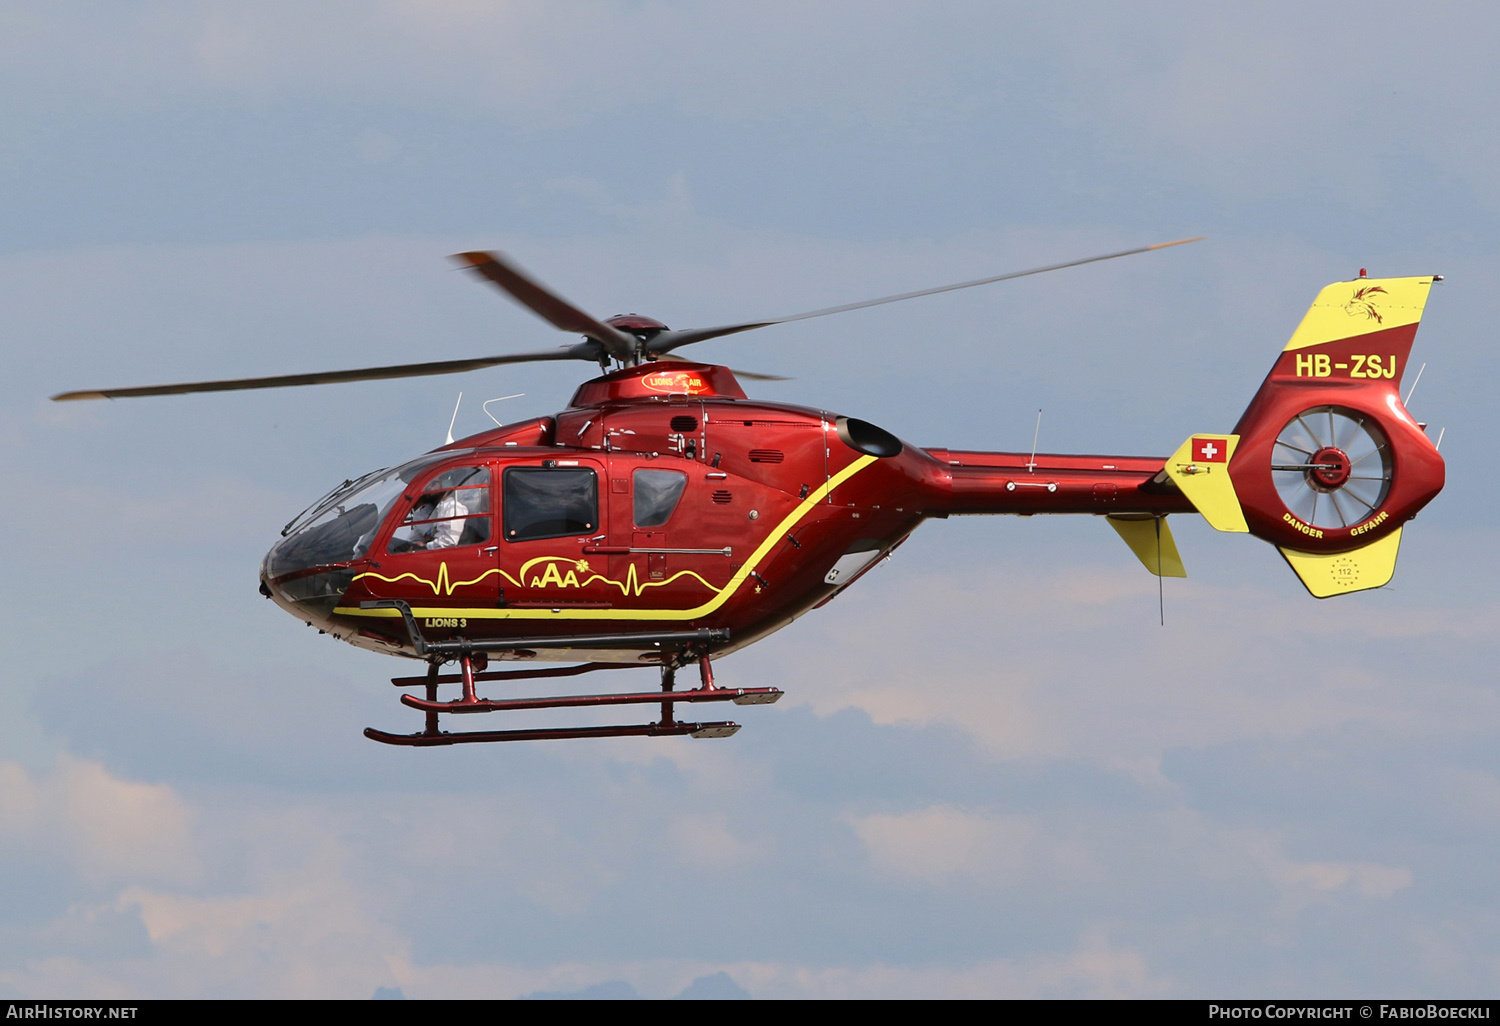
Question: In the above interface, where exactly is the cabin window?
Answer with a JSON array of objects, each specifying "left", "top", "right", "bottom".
[
  {"left": 633, "top": 468, "right": 687, "bottom": 527},
  {"left": 387, "top": 466, "right": 492, "bottom": 553},
  {"left": 266, "top": 450, "right": 461, "bottom": 576},
  {"left": 504, "top": 467, "right": 598, "bottom": 541}
]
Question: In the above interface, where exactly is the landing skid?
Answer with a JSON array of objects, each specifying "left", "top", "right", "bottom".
[
  {"left": 364, "top": 721, "right": 739, "bottom": 746},
  {"left": 365, "top": 647, "right": 781, "bottom": 746}
]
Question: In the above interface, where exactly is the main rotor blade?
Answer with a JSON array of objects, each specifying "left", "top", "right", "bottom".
[
  {"left": 452, "top": 251, "right": 636, "bottom": 361},
  {"left": 647, "top": 236, "right": 1204, "bottom": 355},
  {"left": 653, "top": 352, "right": 790, "bottom": 382},
  {"left": 728, "top": 369, "right": 792, "bottom": 382},
  {"left": 50, "top": 343, "right": 601, "bottom": 401}
]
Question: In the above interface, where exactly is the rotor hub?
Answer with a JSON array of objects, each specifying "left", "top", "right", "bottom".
[
  {"left": 1307, "top": 446, "right": 1352, "bottom": 491},
  {"left": 605, "top": 313, "right": 669, "bottom": 336}
]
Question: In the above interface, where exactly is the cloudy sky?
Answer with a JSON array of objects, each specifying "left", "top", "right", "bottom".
[{"left": 2, "top": 1, "right": 1498, "bottom": 999}]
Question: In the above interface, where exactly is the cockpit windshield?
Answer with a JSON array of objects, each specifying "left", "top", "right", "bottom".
[{"left": 264, "top": 451, "right": 463, "bottom": 578}]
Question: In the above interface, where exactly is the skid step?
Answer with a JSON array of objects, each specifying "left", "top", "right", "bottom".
[
  {"left": 400, "top": 686, "right": 782, "bottom": 715},
  {"left": 364, "top": 721, "right": 740, "bottom": 746}
]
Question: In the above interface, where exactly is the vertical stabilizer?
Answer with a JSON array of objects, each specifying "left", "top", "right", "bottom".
[{"left": 1159, "top": 274, "right": 1443, "bottom": 597}]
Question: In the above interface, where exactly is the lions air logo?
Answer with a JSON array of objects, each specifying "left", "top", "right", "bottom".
[
  {"left": 528, "top": 557, "right": 591, "bottom": 588},
  {"left": 641, "top": 369, "right": 711, "bottom": 395},
  {"left": 1345, "top": 285, "right": 1389, "bottom": 324}
]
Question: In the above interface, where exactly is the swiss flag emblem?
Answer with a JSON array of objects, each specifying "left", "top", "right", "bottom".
[{"left": 1193, "top": 437, "right": 1227, "bottom": 462}]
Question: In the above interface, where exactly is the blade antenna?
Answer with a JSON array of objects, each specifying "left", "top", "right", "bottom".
[
  {"left": 1403, "top": 362, "right": 1427, "bottom": 407},
  {"left": 482, "top": 393, "right": 526, "bottom": 428},
  {"left": 1027, "top": 409, "right": 1042, "bottom": 473},
  {"left": 445, "top": 392, "right": 463, "bottom": 446}
]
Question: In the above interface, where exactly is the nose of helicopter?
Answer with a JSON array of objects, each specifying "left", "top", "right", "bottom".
[
  {"left": 258, "top": 465, "right": 403, "bottom": 626},
  {"left": 259, "top": 550, "right": 359, "bottom": 630}
]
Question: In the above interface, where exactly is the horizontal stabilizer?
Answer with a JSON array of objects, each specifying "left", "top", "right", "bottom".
[
  {"left": 1107, "top": 514, "right": 1186, "bottom": 578},
  {"left": 1279, "top": 527, "right": 1403, "bottom": 598},
  {"left": 1163, "top": 434, "right": 1248, "bottom": 533}
]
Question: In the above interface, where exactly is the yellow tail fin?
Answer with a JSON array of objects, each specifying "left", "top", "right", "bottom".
[
  {"left": 1107, "top": 515, "right": 1186, "bottom": 578},
  {"left": 1279, "top": 528, "right": 1403, "bottom": 598},
  {"left": 1163, "top": 434, "right": 1247, "bottom": 533}
]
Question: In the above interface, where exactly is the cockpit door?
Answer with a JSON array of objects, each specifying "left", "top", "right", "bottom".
[
  {"left": 360, "top": 463, "right": 498, "bottom": 605},
  {"left": 497, "top": 458, "right": 607, "bottom": 609}
]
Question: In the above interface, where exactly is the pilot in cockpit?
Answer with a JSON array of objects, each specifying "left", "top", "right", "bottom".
[{"left": 407, "top": 490, "right": 468, "bottom": 549}]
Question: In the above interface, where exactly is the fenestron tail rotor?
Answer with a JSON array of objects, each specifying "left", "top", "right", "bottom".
[
  {"left": 51, "top": 237, "right": 1201, "bottom": 402},
  {"left": 1271, "top": 405, "right": 1393, "bottom": 530}
]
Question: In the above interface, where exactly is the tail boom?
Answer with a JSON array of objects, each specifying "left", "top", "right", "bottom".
[
  {"left": 928, "top": 449, "right": 1193, "bottom": 517},
  {"left": 917, "top": 275, "right": 1444, "bottom": 597}
]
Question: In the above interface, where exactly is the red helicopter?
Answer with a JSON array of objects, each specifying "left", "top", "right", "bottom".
[{"left": 53, "top": 243, "right": 1446, "bottom": 746}]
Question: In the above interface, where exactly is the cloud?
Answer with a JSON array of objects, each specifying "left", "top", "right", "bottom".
[
  {"left": 111, "top": 843, "right": 408, "bottom": 999},
  {"left": 665, "top": 812, "right": 775, "bottom": 868},
  {"left": 0, "top": 756, "right": 197, "bottom": 887},
  {"left": 849, "top": 804, "right": 1039, "bottom": 884},
  {"left": 0, "top": 840, "right": 410, "bottom": 999},
  {"left": 369, "top": 929, "right": 1173, "bottom": 998},
  {"left": 729, "top": 927, "right": 1172, "bottom": 998},
  {"left": 0, "top": 2, "right": 1017, "bottom": 127},
  {"left": 749, "top": 534, "right": 1500, "bottom": 764},
  {"left": 1278, "top": 860, "right": 1412, "bottom": 901},
  {"left": 3, "top": 1, "right": 1497, "bottom": 213},
  {"left": 1058, "top": 3, "right": 1500, "bottom": 203}
]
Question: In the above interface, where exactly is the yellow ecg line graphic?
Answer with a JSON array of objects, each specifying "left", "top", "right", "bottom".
[{"left": 353, "top": 557, "right": 723, "bottom": 599}]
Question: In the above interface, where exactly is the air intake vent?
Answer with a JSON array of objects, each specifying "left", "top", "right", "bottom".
[
  {"left": 748, "top": 449, "right": 784, "bottom": 463},
  {"left": 670, "top": 415, "right": 698, "bottom": 433},
  {"left": 711, "top": 490, "right": 733, "bottom": 504}
]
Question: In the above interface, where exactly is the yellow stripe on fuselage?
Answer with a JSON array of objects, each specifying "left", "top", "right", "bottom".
[{"left": 334, "top": 454, "right": 880, "bottom": 622}]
